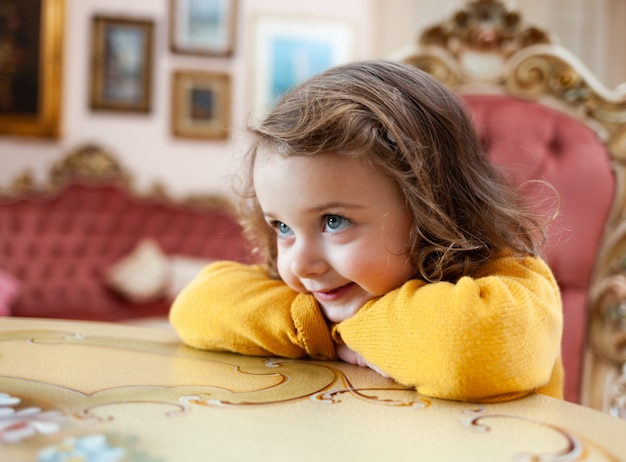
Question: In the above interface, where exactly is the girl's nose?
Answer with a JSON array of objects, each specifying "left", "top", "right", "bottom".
[{"left": 290, "top": 238, "right": 328, "bottom": 279}]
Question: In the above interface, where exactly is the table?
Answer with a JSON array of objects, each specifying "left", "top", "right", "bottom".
[{"left": 1, "top": 317, "right": 625, "bottom": 461}]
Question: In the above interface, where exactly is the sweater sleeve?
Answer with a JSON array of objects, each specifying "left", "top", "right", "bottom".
[
  {"left": 334, "top": 255, "right": 563, "bottom": 402},
  {"left": 169, "top": 261, "right": 336, "bottom": 360}
]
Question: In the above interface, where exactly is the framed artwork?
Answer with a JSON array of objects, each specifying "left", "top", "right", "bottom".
[
  {"left": 170, "top": 0, "right": 237, "bottom": 56},
  {"left": 0, "top": 0, "right": 64, "bottom": 138},
  {"left": 251, "top": 15, "right": 355, "bottom": 120},
  {"left": 171, "top": 70, "right": 231, "bottom": 140},
  {"left": 89, "top": 16, "right": 154, "bottom": 113}
]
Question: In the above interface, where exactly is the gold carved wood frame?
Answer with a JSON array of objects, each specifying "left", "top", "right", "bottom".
[
  {"left": 171, "top": 70, "right": 231, "bottom": 140},
  {"left": 89, "top": 16, "right": 154, "bottom": 113},
  {"left": 0, "top": 0, "right": 64, "bottom": 138},
  {"left": 395, "top": 0, "right": 626, "bottom": 412}
]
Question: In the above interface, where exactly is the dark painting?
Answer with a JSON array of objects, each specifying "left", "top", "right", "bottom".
[{"left": 0, "top": 0, "right": 42, "bottom": 116}]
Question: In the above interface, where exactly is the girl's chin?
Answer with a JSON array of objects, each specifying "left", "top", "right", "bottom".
[
  {"left": 320, "top": 307, "right": 359, "bottom": 323},
  {"left": 318, "top": 297, "right": 373, "bottom": 323}
]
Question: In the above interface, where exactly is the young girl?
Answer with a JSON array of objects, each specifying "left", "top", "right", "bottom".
[{"left": 170, "top": 59, "right": 563, "bottom": 403}]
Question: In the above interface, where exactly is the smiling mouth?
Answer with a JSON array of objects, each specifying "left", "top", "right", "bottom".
[{"left": 313, "top": 283, "right": 354, "bottom": 301}]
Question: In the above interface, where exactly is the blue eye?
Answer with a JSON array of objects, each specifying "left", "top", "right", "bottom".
[
  {"left": 274, "top": 221, "right": 293, "bottom": 236},
  {"left": 324, "top": 215, "right": 351, "bottom": 233}
]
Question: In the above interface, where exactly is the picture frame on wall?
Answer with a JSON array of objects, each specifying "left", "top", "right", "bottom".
[
  {"left": 0, "top": 0, "right": 64, "bottom": 138},
  {"left": 89, "top": 16, "right": 154, "bottom": 113},
  {"left": 251, "top": 15, "right": 355, "bottom": 121},
  {"left": 171, "top": 70, "right": 231, "bottom": 140},
  {"left": 170, "top": 0, "right": 237, "bottom": 56}
]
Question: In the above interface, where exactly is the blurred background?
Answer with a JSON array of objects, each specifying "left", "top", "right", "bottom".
[{"left": 1, "top": 0, "right": 624, "bottom": 200}]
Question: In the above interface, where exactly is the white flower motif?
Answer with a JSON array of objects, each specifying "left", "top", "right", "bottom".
[
  {"left": 0, "top": 393, "right": 21, "bottom": 406},
  {"left": 0, "top": 393, "right": 66, "bottom": 443}
]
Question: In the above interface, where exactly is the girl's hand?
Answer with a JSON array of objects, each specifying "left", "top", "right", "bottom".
[{"left": 335, "top": 344, "right": 390, "bottom": 378}]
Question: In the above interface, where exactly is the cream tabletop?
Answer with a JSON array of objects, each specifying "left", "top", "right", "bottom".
[{"left": 1, "top": 316, "right": 625, "bottom": 461}]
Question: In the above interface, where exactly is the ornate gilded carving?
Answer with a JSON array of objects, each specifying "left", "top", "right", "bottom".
[
  {"left": 504, "top": 49, "right": 626, "bottom": 159},
  {"left": 419, "top": 0, "right": 550, "bottom": 55},
  {"left": 397, "top": 0, "right": 552, "bottom": 86},
  {"left": 606, "top": 364, "right": 626, "bottom": 418},
  {"left": 49, "top": 144, "right": 129, "bottom": 188},
  {"left": 7, "top": 171, "right": 39, "bottom": 196},
  {"left": 0, "top": 143, "right": 235, "bottom": 213},
  {"left": 396, "top": 0, "right": 626, "bottom": 153},
  {"left": 402, "top": 52, "right": 462, "bottom": 89}
]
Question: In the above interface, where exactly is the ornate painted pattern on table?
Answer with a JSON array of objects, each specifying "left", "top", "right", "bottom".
[{"left": 0, "top": 328, "right": 621, "bottom": 461}]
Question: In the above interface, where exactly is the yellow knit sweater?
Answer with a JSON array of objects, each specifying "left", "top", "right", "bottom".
[{"left": 169, "top": 254, "right": 563, "bottom": 403}]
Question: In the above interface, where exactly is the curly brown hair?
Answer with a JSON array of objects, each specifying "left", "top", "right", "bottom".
[{"left": 236, "top": 59, "right": 550, "bottom": 282}]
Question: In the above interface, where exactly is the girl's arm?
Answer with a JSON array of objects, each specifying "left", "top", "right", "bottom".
[
  {"left": 334, "top": 255, "right": 563, "bottom": 402},
  {"left": 169, "top": 261, "right": 336, "bottom": 360}
]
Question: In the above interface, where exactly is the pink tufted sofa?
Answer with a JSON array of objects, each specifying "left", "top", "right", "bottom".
[{"left": 0, "top": 145, "right": 253, "bottom": 322}]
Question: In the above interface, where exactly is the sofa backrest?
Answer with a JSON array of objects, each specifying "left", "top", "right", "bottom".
[{"left": 395, "top": 0, "right": 626, "bottom": 406}]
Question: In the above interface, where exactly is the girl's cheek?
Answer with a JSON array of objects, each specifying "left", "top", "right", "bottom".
[
  {"left": 284, "top": 276, "right": 307, "bottom": 294},
  {"left": 276, "top": 256, "right": 303, "bottom": 292},
  {"left": 276, "top": 256, "right": 289, "bottom": 282}
]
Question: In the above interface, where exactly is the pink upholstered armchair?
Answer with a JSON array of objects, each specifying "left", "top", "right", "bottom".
[{"left": 395, "top": 0, "right": 626, "bottom": 410}]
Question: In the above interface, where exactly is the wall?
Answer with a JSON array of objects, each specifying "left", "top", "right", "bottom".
[
  {"left": 0, "top": 0, "right": 376, "bottom": 199},
  {"left": 1, "top": 0, "right": 624, "bottom": 199}
]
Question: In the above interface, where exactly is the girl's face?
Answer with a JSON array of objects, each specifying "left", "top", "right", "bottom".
[{"left": 253, "top": 147, "right": 415, "bottom": 323}]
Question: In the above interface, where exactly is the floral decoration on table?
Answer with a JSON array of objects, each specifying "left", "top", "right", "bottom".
[
  {"left": 0, "top": 392, "right": 66, "bottom": 444},
  {"left": 0, "top": 392, "right": 158, "bottom": 462},
  {"left": 38, "top": 434, "right": 126, "bottom": 462},
  {"left": 37, "top": 433, "right": 162, "bottom": 462}
]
